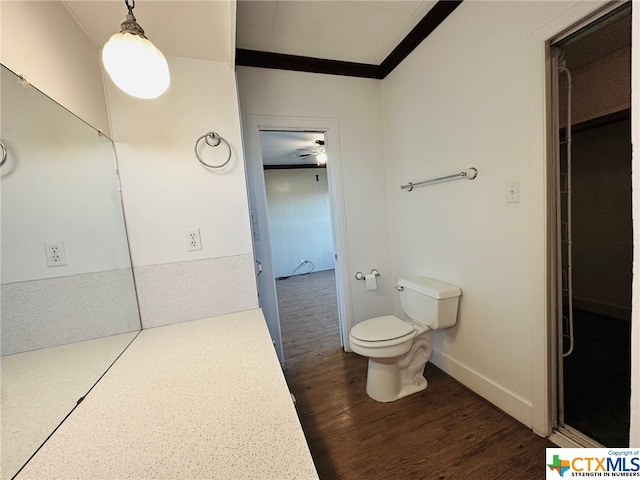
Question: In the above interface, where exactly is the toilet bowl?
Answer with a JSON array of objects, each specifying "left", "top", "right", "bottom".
[{"left": 349, "top": 277, "right": 461, "bottom": 403}]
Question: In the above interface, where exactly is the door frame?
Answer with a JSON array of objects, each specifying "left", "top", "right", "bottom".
[
  {"left": 243, "top": 114, "right": 352, "bottom": 366},
  {"left": 544, "top": 0, "right": 633, "bottom": 446}
]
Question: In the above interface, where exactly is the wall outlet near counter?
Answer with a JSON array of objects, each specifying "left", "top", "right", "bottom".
[
  {"left": 44, "top": 241, "right": 67, "bottom": 267},
  {"left": 186, "top": 228, "right": 202, "bottom": 251}
]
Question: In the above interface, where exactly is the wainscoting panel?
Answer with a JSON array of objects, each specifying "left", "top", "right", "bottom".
[
  {"left": 1, "top": 268, "right": 140, "bottom": 356},
  {"left": 134, "top": 254, "right": 258, "bottom": 329}
]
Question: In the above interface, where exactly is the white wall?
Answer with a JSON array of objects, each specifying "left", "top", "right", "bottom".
[
  {"left": 2, "top": 2, "right": 258, "bottom": 332},
  {"left": 5, "top": 0, "right": 637, "bottom": 444},
  {"left": 1, "top": 68, "right": 130, "bottom": 283},
  {"left": 0, "top": 2, "right": 139, "bottom": 354},
  {"left": 107, "top": 56, "right": 258, "bottom": 328},
  {"left": 236, "top": 68, "right": 394, "bottom": 324},
  {"left": 264, "top": 169, "right": 334, "bottom": 278},
  {"left": 0, "top": 1, "right": 111, "bottom": 136},
  {"left": 380, "top": 0, "right": 639, "bottom": 435},
  {"left": 0, "top": 76, "right": 140, "bottom": 354}
]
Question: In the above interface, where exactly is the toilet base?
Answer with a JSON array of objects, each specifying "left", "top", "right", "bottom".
[{"left": 364, "top": 335, "right": 433, "bottom": 403}]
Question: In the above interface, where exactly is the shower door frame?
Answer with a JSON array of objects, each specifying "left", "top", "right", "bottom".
[{"left": 545, "top": 0, "right": 632, "bottom": 447}]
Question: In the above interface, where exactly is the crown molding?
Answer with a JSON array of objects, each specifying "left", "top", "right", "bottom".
[{"left": 235, "top": 0, "right": 463, "bottom": 79}]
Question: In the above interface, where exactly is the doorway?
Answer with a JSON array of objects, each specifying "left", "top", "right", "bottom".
[
  {"left": 550, "top": 3, "right": 632, "bottom": 447},
  {"left": 260, "top": 130, "right": 342, "bottom": 365},
  {"left": 243, "top": 115, "right": 352, "bottom": 367}
]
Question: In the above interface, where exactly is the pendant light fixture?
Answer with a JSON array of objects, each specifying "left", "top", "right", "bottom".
[{"left": 102, "top": 0, "right": 170, "bottom": 99}]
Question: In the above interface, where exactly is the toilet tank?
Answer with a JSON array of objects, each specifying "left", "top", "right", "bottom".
[{"left": 397, "top": 277, "right": 461, "bottom": 329}]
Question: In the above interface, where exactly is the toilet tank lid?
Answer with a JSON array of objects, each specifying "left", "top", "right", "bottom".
[{"left": 398, "top": 277, "right": 461, "bottom": 299}]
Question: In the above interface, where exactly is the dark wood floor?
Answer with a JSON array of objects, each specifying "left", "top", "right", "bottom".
[{"left": 277, "top": 270, "right": 556, "bottom": 480}]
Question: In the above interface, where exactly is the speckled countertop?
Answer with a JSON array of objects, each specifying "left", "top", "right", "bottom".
[{"left": 16, "top": 309, "right": 319, "bottom": 479}]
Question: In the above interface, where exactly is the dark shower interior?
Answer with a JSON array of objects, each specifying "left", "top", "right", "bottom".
[
  {"left": 559, "top": 95, "right": 632, "bottom": 448},
  {"left": 557, "top": 5, "right": 632, "bottom": 447}
]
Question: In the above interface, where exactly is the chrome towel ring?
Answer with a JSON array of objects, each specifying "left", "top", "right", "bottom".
[
  {"left": 0, "top": 142, "right": 7, "bottom": 168},
  {"left": 194, "top": 131, "right": 232, "bottom": 169}
]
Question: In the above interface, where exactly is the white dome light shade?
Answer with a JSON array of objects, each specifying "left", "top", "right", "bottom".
[{"left": 102, "top": 32, "right": 170, "bottom": 99}]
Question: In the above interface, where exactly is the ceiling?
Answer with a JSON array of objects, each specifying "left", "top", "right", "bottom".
[
  {"left": 64, "top": 1, "right": 231, "bottom": 63},
  {"left": 260, "top": 131, "right": 325, "bottom": 167},
  {"left": 237, "top": 0, "right": 438, "bottom": 166},
  {"left": 236, "top": 1, "right": 437, "bottom": 65},
  {"left": 560, "top": 7, "right": 631, "bottom": 71},
  {"left": 60, "top": 1, "right": 631, "bottom": 168},
  {"left": 63, "top": 1, "right": 442, "bottom": 166},
  {"left": 64, "top": 0, "right": 438, "bottom": 67}
]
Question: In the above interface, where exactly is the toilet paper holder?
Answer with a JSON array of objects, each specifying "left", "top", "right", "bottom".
[{"left": 355, "top": 269, "right": 380, "bottom": 281}]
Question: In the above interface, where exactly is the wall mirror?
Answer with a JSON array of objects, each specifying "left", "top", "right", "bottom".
[{"left": 0, "top": 64, "right": 141, "bottom": 479}]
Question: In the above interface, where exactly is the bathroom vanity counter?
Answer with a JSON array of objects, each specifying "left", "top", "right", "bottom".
[{"left": 16, "top": 309, "right": 319, "bottom": 479}]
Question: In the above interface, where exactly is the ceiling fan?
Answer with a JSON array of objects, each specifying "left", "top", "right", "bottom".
[{"left": 296, "top": 139, "right": 327, "bottom": 163}]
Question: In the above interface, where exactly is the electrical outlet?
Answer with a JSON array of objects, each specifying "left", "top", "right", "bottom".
[
  {"left": 185, "top": 228, "right": 202, "bottom": 251},
  {"left": 44, "top": 241, "right": 67, "bottom": 267}
]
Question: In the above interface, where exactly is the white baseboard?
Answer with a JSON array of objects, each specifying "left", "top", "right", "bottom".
[{"left": 430, "top": 347, "right": 533, "bottom": 429}]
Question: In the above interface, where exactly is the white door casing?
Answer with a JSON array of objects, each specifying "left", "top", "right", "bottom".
[{"left": 243, "top": 114, "right": 353, "bottom": 366}]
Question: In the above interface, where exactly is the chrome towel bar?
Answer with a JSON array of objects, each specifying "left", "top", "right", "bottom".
[{"left": 401, "top": 167, "right": 478, "bottom": 191}]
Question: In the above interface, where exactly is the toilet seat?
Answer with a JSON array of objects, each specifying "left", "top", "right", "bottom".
[{"left": 350, "top": 315, "right": 415, "bottom": 348}]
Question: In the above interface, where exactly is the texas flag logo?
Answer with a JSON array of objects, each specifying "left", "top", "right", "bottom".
[{"left": 547, "top": 454, "right": 571, "bottom": 477}]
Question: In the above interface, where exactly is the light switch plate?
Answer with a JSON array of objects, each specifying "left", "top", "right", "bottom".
[{"left": 506, "top": 181, "right": 520, "bottom": 203}]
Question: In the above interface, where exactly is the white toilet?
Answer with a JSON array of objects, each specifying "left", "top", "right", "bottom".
[{"left": 349, "top": 276, "right": 461, "bottom": 402}]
